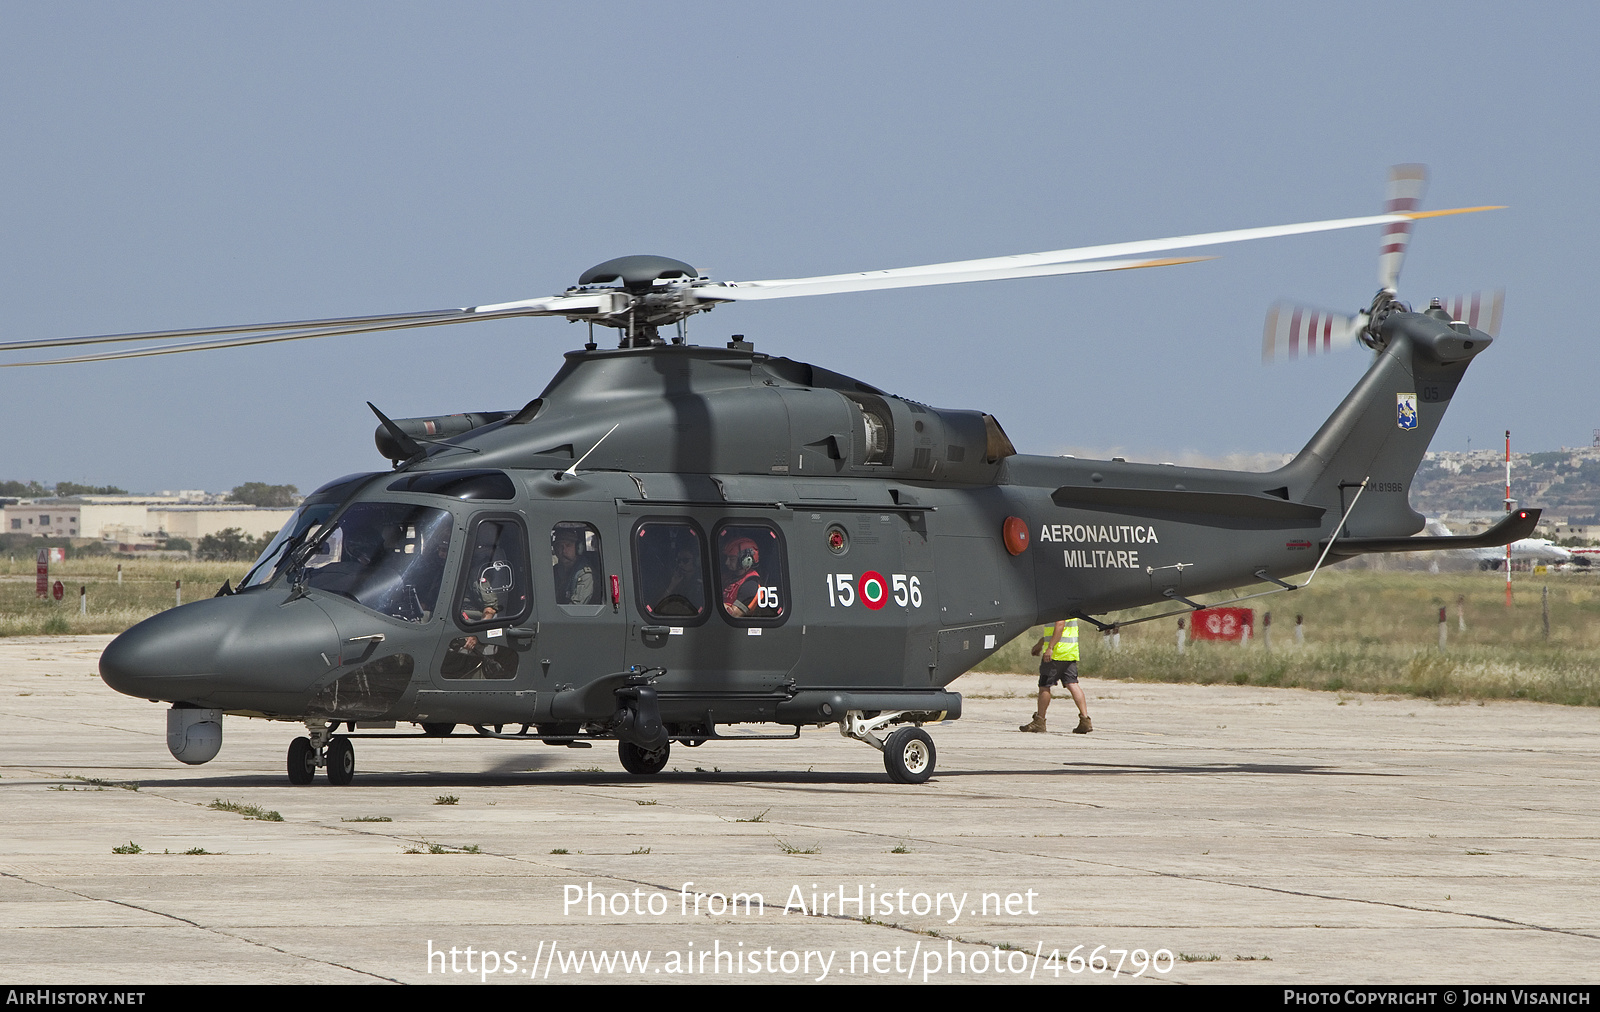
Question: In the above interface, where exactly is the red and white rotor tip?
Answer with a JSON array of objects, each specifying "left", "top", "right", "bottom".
[
  {"left": 1262, "top": 303, "right": 1362, "bottom": 363},
  {"left": 1379, "top": 163, "right": 1428, "bottom": 294},
  {"left": 1440, "top": 290, "right": 1505, "bottom": 337}
]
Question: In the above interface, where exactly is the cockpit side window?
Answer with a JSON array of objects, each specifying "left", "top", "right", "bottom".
[
  {"left": 454, "top": 517, "right": 531, "bottom": 628},
  {"left": 440, "top": 515, "right": 529, "bottom": 681}
]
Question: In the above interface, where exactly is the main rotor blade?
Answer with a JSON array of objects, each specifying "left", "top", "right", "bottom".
[
  {"left": 692, "top": 255, "right": 1215, "bottom": 302},
  {"left": 0, "top": 308, "right": 468, "bottom": 354},
  {"left": 1, "top": 294, "right": 619, "bottom": 366},
  {"left": 8, "top": 196, "right": 1501, "bottom": 365},
  {"left": 703, "top": 205, "right": 1503, "bottom": 300},
  {"left": 0, "top": 303, "right": 585, "bottom": 367}
]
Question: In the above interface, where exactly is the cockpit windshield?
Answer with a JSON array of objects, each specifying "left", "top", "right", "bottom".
[
  {"left": 239, "top": 471, "right": 382, "bottom": 591},
  {"left": 293, "top": 503, "right": 454, "bottom": 622},
  {"left": 239, "top": 503, "right": 340, "bottom": 590}
]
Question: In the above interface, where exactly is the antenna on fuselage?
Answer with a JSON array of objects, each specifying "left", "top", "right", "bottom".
[{"left": 559, "top": 422, "right": 621, "bottom": 480}]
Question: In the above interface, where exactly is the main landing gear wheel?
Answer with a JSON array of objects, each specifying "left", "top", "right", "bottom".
[
  {"left": 618, "top": 740, "right": 670, "bottom": 776},
  {"left": 287, "top": 736, "right": 316, "bottom": 785},
  {"left": 883, "top": 727, "right": 936, "bottom": 784},
  {"left": 326, "top": 737, "right": 356, "bottom": 786}
]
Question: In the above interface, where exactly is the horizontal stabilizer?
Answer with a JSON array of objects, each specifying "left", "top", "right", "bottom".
[{"left": 1325, "top": 508, "right": 1540, "bottom": 556}]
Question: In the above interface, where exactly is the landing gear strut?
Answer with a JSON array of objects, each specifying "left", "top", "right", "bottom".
[
  {"left": 840, "top": 710, "right": 939, "bottom": 784},
  {"left": 286, "top": 718, "right": 356, "bottom": 785}
]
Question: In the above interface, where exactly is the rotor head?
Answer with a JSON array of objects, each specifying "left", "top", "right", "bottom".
[{"left": 577, "top": 255, "right": 700, "bottom": 292}]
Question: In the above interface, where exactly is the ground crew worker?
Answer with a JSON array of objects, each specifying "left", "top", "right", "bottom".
[{"left": 1020, "top": 618, "right": 1091, "bottom": 734}]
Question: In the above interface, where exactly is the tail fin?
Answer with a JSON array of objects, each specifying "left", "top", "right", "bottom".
[{"left": 1273, "top": 307, "right": 1492, "bottom": 539}]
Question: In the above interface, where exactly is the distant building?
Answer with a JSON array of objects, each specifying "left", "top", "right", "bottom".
[
  {"left": 1549, "top": 522, "right": 1599, "bottom": 543},
  {"left": 2, "top": 496, "right": 292, "bottom": 545},
  {"left": 147, "top": 504, "right": 294, "bottom": 542},
  {"left": 4, "top": 502, "right": 88, "bottom": 538}
]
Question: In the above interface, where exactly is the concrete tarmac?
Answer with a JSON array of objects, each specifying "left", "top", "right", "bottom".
[{"left": 1, "top": 635, "right": 1597, "bottom": 985}]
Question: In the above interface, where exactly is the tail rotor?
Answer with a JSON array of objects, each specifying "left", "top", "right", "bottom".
[
  {"left": 1262, "top": 165, "right": 1503, "bottom": 364},
  {"left": 1378, "top": 163, "right": 1428, "bottom": 295}
]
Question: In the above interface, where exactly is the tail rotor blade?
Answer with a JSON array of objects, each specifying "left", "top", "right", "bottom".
[
  {"left": 1263, "top": 303, "right": 1363, "bottom": 363},
  {"left": 1440, "top": 290, "right": 1505, "bottom": 336},
  {"left": 1379, "top": 164, "right": 1428, "bottom": 293}
]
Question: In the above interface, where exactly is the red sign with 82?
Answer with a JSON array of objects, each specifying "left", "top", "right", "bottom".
[{"left": 1190, "top": 606, "right": 1253, "bottom": 641}]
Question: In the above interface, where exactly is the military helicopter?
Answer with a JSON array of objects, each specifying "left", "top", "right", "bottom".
[{"left": 5, "top": 168, "right": 1532, "bottom": 785}]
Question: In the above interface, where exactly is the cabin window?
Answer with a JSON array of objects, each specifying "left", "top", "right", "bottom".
[
  {"left": 552, "top": 522, "right": 603, "bottom": 607},
  {"left": 634, "top": 520, "right": 709, "bottom": 624},
  {"left": 714, "top": 522, "right": 789, "bottom": 625}
]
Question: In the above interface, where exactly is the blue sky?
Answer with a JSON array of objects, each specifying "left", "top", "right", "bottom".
[{"left": 2, "top": 2, "right": 1593, "bottom": 492}]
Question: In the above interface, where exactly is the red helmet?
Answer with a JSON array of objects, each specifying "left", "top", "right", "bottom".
[{"left": 722, "top": 537, "right": 759, "bottom": 570}]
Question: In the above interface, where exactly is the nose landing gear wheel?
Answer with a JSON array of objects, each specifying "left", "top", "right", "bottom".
[
  {"left": 326, "top": 736, "right": 356, "bottom": 785},
  {"left": 883, "top": 727, "right": 936, "bottom": 784},
  {"left": 618, "top": 740, "right": 670, "bottom": 776},
  {"left": 287, "top": 736, "right": 316, "bottom": 785}
]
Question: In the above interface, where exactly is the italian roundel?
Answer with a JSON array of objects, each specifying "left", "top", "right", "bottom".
[{"left": 858, "top": 571, "right": 888, "bottom": 610}]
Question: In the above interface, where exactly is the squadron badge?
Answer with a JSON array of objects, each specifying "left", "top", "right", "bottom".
[{"left": 1397, "top": 392, "right": 1418, "bottom": 430}]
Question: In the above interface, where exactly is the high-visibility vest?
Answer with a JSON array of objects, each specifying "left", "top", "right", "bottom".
[{"left": 1049, "top": 620, "right": 1079, "bottom": 662}]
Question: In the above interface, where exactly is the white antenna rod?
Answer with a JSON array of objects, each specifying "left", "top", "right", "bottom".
[{"left": 562, "top": 423, "right": 621, "bottom": 478}]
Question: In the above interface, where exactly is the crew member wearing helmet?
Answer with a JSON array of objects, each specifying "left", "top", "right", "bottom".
[
  {"left": 553, "top": 525, "right": 598, "bottom": 605},
  {"left": 721, "top": 536, "right": 763, "bottom": 617}
]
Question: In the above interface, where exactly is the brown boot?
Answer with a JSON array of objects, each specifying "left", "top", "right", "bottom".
[
  {"left": 1019, "top": 713, "right": 1047, "bottom": 733},
  {"left": 1073, "top": 715, "right": 1093, "bottom": 734}
]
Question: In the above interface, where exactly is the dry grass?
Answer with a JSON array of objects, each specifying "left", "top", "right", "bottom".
[
  {"left": 975, "top": 569, "right": 1600, "bottom": 707},
  {"left": 0, "top": 557, "right": 246, "bottom": 636}
]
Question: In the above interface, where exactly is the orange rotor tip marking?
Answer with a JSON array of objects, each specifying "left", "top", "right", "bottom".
[
  {"left": 1111, "top": 255, "right": 1218, "bottom": 271},
  {"left": 1401, "top": 205, "right": 1507, "bottom": 220}
]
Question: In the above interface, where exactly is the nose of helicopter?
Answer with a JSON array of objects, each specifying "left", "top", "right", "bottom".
[{"left": 101, "top": 593, "right": 341, "bottom": 706}]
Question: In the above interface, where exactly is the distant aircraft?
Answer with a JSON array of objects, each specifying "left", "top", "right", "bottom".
[{"left": 1422, "top": 519, "right": 1578, "bottom": 568}]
